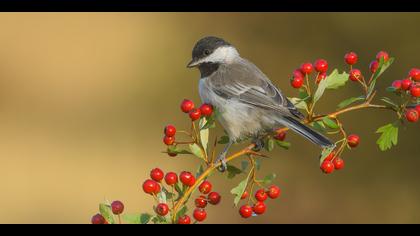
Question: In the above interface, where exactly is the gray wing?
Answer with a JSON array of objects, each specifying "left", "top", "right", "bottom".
[{"left": 208, "top": 58, "right": 304, "bottom": 119}]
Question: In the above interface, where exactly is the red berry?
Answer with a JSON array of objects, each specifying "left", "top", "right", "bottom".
[
  {"left": 415, "top": 105, "right": 420, "bottom": 114},
  {"left": 291, "top": 76, "right": 304, "bottom": 89},
  {"left": 241, "top": 191, "right": 249, "bottom": 200},
  {"left": 164, "top": 125, "right": 176, "bottom": 137},
  {"left": 255, "top": 189, "right": 268, "bottom": 202},
  {"left": 293, "top": 69, "right": 304, "bottom": 78},
  {"left": 150, "top": 168, "right": 164, "bottom": 182},
  {"left": 376, "top": 51, "right": 389, "bottom": 62},
  {"left": 410, "top": 84, "right": 420, "bottom": 97},
  {"left": 267, "top": 185, "right": 281, "bottom": 199},
  {"left": 392, "top": 80, "right": 402, "bottom": 90},
  {"left": 300, "top": 62, "right": 313, "bottom": 75},
  {"left": 91, "top": 213, "right": 106, "bottom": 224},
  {"left": 180, "top": 99, "right": 195, "bottom": 113},
  {"left": 178, "top": 215, "right": 191, "bottom": 224},
  {"left": 189, "top": 109, "right": 202, "bottom": 121},
  {"left": 207, "top": 192, "right": 221, "bottom": 205},
  {"left": 111, "top": 200, "right": 124, "bottom": 215},
  {"left": 344, "top": 52, "right": 358, "bottom": 65},
  {"left": 195, "top": 196, "right": 208, "bottom": 208},
  {"left": 347, "top": 134, "right": 360, "bottom": 148},
  {"left": 253, "top": 201, "right": 267, "bottom": 215},
  {"left": 274, "top": 131, "right": 286, "bottom": 141},
  {"left": 164, "top": 172, "right": 178, "bottom": 185},
  {"left": 369, "top": 60, "right": 379, "bottom": 73},
  {"left": 316, "top": 72, "right": 327, "bottom": 84},
  {"left": 142, "top": 179, "right": 160, "bottom": 194},
  {"left": 193, "top": 208, "right": 207, "bottom": 222},
  {"left": 349, "top": 69, "right": 362, "bottom": 82},
  {"left": 200, "top": 104, "right": 214, "bottom": 117},
  {"left": 325, "top": 151, "right": 336, "bottom": 162},
  {"left": 321, "top": 161, "right": 334, "bottom": 174},
  {"left": 155, "top": 203, "right": 169, "bottom": 216},
  {"left": 314, "top": 59, "right": 328, "bottom": 73},
  {"left": 239, "top": 205, "right": 253, "bottom": 218},
  {"left": 180, "top": 171, "right": 195, "bottom": 187},
  {"left": 409, "top": 68, "right": 420, "bottom": 81},
  {"left": 198, "top": 180, "right": 212, "bottom": 194},
  {"left": 333, "top": 157, "right": 345, "bottom": 170},
  {"left": 402, "top": 79, "right": 413, "bottom": 91},
  {"left": 406, "top": 109, "right": 419, "bottom": 123},
  {"left": 163, "top": 136, "right": 175, "bottom": 146}
]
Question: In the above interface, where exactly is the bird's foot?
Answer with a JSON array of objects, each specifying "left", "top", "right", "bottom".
[
  {"left": 215, "top": 153, "right": 227, "bottom": 172},
  {"left": 252, "top": 139, "right": 265, "bottom": 152}
]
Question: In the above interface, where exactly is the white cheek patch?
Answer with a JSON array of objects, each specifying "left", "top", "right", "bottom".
[{"left": 200, "top": 46, "right": 239, "bottom": 64}]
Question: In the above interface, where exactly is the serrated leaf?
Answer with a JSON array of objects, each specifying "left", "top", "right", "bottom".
[
  {"left": 274, "top": 140, "right": 291, "bottom": 150},
  {"left": 319, "top": 146, "right": 335, "bottom": 166},
  {"left": 122, "top": 214, "right": 142, "bottom": 224},
  {"left": 226, "top": 164, "right": 243, "bottom": 179},
  {"left": 218, "top": 135, "right": 230, "bottom": 144},
  {"left": 313, "top": 69, "right": 349, "bottom": 105},
  {"left": 241, "top": 160, "right": 249, "bottom": 171},
  {"left": 265, "top": 138, "right": 275, "bottom": 152},
  {"left": 337, "top": 96, "right": 365, "bottom": 109},
  {"left": 99, "top": 203, "right": 115, "bottom": 224},
  {"left": 288, "top": 97, "right": 308, "bottom": 110},
  {"left": 380, "top": 97, "right": 399, "bottom": 109},
  {"left": 231, "top": 178, "right": 249, "bottom": 207},
  {"left": 199, "top": 118, "right": 209, "bottom": 156},
  {"left": 367, "top": 57, "right": 395, "bottom": 97},
  {"left": 376, "top": 123, "right": 399, "bottom": 151},
  {"left": 261, "top": 173, "right": 276, "bottom": 184},
  {"left": 322, "top": 117, "right": 339, "bottom": 129},
  {"left": 189, "top": 143, "right": 205, "bottom": 160}
]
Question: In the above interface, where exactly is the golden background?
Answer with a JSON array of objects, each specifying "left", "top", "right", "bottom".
[{"left": 0, "top": 13, "right": 420, "bottom": 224}]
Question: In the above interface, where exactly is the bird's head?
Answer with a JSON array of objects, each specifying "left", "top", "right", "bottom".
[{"left": 187, "top": 36, "right": 239, "bottom": 68}]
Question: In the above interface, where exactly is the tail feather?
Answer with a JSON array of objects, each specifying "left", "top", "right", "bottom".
[{"left": 280, "top": 116, "right": 334, "bottom": 148}]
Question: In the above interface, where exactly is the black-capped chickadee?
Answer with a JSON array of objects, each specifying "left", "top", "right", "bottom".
[{"left": 187, "top": 36, "right": 333, "bottom": 171}]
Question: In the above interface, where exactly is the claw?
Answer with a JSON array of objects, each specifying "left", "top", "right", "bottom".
[{"left": 252, "top": 139, "right": 265, "bottom": 152}]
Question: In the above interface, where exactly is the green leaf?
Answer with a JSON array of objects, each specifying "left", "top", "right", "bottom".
[
  {"left": 298, "top": 88, "right": 310, "bottom": 100},
  {"left": 151, "top": 215, "right": 168, "bottom": 224},
  {"left": 319, "top": 146, "right": 335, "bottom": 166},
  {"left": 380, "top": 97, "right": 399, "bottom": 109},
  {"left": 261, "top": 173, "right": 276, "bottom": 184},
  {"left": 226, "top": 164, "right": 243, "bottom": 179},
  {"left": 255, "top": 159, "right": 262, "bottom": 170},
  {"left": 265, "top": 138, "right": 275, "bottom": 152},
  {"left": 288, "top": 97, "right": 308, "bottom": 111},
  {"left": 322, "top": 117, "right": 339, "bottom": 129},
  {"left": 312, "top": 121, "right": 327, "bottom": 133},
  {"left": 376, "top": 123, "right": 399, "bottom": 151},
  {"left": 162, "top": 187, "right": 175, "bottom": 200},
  {"left": 99, "top": 203, "right": 115, "bottom": 224},
  {"left": 231, "top": 178, "right": 249, "bottom": 207},
  {"left": 367, "top": 57, "right": 395, "bottom": 97},
  {"left": 157, "top": 190, "right": 167, "bottom": 203},
  {"left": 313, "top": 69, "right": 349, "bottom": 105},
  {"left": 122, "top": 214, "right": 142, "bottom": 224},
  {"left": 218, "top": 135, "right": 230, "bottom": 144},
  {"left": 167, "top": 146, "right": 192, "bottom": 155},
  {"left": 140, "top": 213, "right": 152, "bottom": 224},
  {"left": 337, "top": 96, "right": 365, "bottom": 109},
  {"left": 199, "top": 118, "right": 209, "bottom": 156},
  {"left": 274, "top": 140, "right": 291, "bottom": 150},
  {"left": 175, "top": 206, "right": 188, "bottom": 222},
  {"left": 386, "top": 86, "right": 397, "bottom": 93},
  {"left": 241, "top": 160, "right": 249, "bottom": 172},
  {"left": 196, "top": 165, "right": 204, "bottom": 178},
  {"left": 189, "top": 143, "right": 205, "bottom": 160}
]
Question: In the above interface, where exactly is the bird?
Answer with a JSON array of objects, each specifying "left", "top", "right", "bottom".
[{"left": 187, "top": 36, "right": 334, "bottom": 171}]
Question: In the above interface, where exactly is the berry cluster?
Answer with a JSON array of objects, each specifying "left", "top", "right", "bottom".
[
  {"left": 238, "top": 185, "right": 281, "bottom": 218},
  {"left": 91, "top": 200, "right": 125, "bottom": 224},
  {"left": 389, "top": 68, "right": 420, "bottom": 123},
  {"left": 290, "top": 59, "right": 329, "bottom": 88},
  {"left": 142, "top": 168, "right": 221, "bottom": 224}
]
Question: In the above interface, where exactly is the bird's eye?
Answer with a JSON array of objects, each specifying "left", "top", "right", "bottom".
[{"left": 204, "top": 49, "right": 211, "bottom": 55}]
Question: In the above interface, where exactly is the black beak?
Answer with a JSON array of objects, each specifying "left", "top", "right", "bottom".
[{"left": 187, "top": 59, "right": 199, "bottom": 68}]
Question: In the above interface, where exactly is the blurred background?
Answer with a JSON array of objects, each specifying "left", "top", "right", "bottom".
[{"left": 0, "top": 13, "right": 419, "bottom": 224}]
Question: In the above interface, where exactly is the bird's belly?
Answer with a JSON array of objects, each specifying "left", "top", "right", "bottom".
[{"left": 199, "top": 79, "right": 276, "bottom": 142}]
